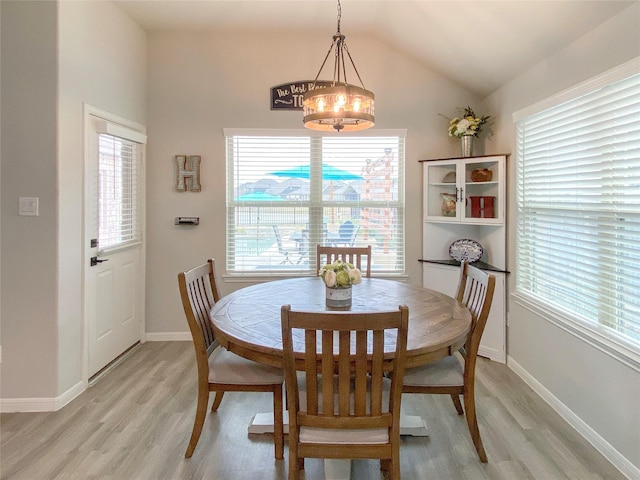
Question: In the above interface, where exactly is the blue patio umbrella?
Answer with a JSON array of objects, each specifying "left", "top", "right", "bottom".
[
  {"left": 235, "top": 191, "right": 284, "bottom": 233},
  {"left": 269, "top": 163, "right": 362, "bottom": 224},
  {"left": 268, "top": 163, "right": 362, "bottom": 181},
  {"left": 236, "top": 191, "right": 284, "bottom": 202}
]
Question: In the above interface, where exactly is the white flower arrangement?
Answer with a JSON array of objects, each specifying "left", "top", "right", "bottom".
[
  {"left": 319, "top": 259, "right": 362, "bottom": 288},
  {"left": 446, "top": 106, "right": 490, "bottom": 138}
]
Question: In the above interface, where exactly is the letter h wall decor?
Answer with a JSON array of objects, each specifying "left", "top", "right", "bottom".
[{"left": 175, "top": 154, "right": 202, "bottom": 192}]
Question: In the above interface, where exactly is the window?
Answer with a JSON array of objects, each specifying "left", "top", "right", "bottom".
[
  {"left": 225, "top": 129, "right": 405, "bottom": 275},
  {"left": 97, "top": 132, "right": 143, "bottom": 250},
  {"left": 514, "top": 62, "right": 640, "bottom": 357}
]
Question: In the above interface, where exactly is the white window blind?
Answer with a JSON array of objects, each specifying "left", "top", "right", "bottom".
[
  {"left": 225, "top": 130, "right": 405, "bottom": 275},
  {"left": 98, "top": 133, "right": 143, "bottom": 250},
  {"left": 515, "top": 71, "right": 640, "bottom": 350}
]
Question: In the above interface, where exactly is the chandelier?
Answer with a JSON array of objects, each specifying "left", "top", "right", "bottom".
[{"left": 302, "top": 0, "right": 375, "bottom": 132}]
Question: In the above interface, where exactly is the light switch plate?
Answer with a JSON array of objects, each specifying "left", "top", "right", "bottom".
[{"left": 19, "top": 197, "right": 39, "bottom": 216}]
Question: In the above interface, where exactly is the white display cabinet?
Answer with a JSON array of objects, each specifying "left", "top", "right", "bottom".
[
  {"left": 423, "top": 155, "right": 505, "bottom": 224},
  {"left": 419, "top": 154, "right": 509, "bottom": 363}
]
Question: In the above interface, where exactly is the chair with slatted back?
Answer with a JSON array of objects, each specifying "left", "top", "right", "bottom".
[
  {"left": 178, "top": 259, "right": 284, "bottom": 459},
  {"left": 281, "top": 304, "right": 409, "bottom": 480},
  {"left": 316, "top": 245, "right": 372, "bottom": 277},
  {"left": 333, "top": 220, "right": 360, "bottom": 247},
  {"left": 402, "top": 261, "right": 495, "bottom": 462}
]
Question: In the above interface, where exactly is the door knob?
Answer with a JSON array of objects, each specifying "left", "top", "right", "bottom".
[{"left": 90, "top": 256, "right": 109, "bottom": 267}]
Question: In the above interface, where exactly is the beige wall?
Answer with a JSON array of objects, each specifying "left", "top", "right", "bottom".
[
  {"left": 0, "top": 0, "right": 146, "bottom": 402},
  {"left": 1, "top": 0, "right": 59, "bottom": 399},
  {"left": 485, "top": 3, "right": 640, "bottom": 473},
  {"left": 144, "top": 28, "right": 480, "bottom": 334}
]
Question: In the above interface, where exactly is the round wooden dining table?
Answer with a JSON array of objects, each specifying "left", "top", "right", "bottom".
[
  {"left": 210, "top": 276, "right": 471, "bottom": 369},
  {"left": 209, "top": 276, "right": 471, "bottom": 480}
]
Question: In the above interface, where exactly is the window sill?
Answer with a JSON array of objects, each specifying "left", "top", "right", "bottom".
[
  {"left": 512, "top": 292, "right": 640, "bottom": 373},
  {"left": 99, "top": 240, "right": 142, "bottom": 255}
]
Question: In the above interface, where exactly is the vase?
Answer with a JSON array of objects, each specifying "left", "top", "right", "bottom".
[
  {"left": 461, "top": 135, "right": 474, "bottom": 157},
  {"left": 326, "top": 285, "right": 352, "bottom": 308},
  {"left": 440, "top": 192, "right": 457, "bottom": 217}
]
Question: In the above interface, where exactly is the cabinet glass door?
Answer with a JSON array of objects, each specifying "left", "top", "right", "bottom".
[
  {"left": 423, "top": 160, "right": 460, "bottom": 221},
  {"left": 461, "top": 158, "right": 503, "bottom": 223}
]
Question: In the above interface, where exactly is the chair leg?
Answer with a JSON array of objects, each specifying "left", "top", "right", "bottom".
[
  {"left": 288, "top": 447, "right": 300, "bottom": 480},
  {"left": 273, "top": 384, "right": 284, "bottom": 460},
  {"left": 287, "top": 422, "right": 302, "bottom": 480},
  {"left": 211, "top": 391, "right": 225, "bottom": 412},
  {"left": 280, "top": 252, "right": 294, "bottom": 265},
  {"left": 391, "top": 445, "right": 401, "bottom": 480},
  {"left": 450, "top": 393, "right": 464, "bottom": 415},
  {"left": 463, "top": 391, "right": 487, "bottom": 463},
  {"left": 185, "top": 387, "right": 209, "bottom": 458}
]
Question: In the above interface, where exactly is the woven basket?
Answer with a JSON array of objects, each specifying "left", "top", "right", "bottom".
[{"left": 471, "top": 168, "right": 492, "bottom": 182}]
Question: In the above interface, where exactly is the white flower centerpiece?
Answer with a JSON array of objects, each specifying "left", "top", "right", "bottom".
[
  {"left": 445, "top": 106, "right": 490, "bottom": 157},
  {"left": 319, "top": 259, "right": 362, "bottom": 307}
]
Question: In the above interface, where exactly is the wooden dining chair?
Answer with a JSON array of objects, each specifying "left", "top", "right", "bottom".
[
  {"left": 402, "top": 261, "right": 495, "bottom": 462},
  {"left": 178, "top": 258, "right": 284, "bottom": 459},
  {"left": 316, "top": 245, "right": 372, "bottom": 277},
  {"left": 281, "top": 304, "right": 409, "bottom": 480}
]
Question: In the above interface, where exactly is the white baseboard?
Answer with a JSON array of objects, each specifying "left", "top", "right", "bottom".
[
  {"left": 478, "top": 345, "right": 506, "bottom": 364},
  {"left": 145, "top": 332, "right": 191, "bottom": 341},
  {"left": 0, "top": 381, "right": 85, "bottom": 413},
  {"left": 507, "top": 356, "right": 639, "bottom": 480}
]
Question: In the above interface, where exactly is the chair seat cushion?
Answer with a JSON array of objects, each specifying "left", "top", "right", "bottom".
[
  {"left": 402, "top": 353, "right": 464, "bottom": 387},
  {"left": 208, "top": 347, "right": 284, "bottom": 385},
  {"left": 300, "top": 426, "right": 389, "bottom": 444}
]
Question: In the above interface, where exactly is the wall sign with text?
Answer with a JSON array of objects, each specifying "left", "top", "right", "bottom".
[{"left": 270, "top": 81, "right": 334, "bottom": 110}]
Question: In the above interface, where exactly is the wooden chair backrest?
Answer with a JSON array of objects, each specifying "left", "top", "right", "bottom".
[
  {"left": 178, "top": 259, "right": 222, "bottom": 373},
  {"left": 316, "top": 245, "right": 372, "bottom": 277},
  {"left": 281, "top": 305, "right": 409, "bottom": 433},
  {"left": 455, "top": 262, "right": 496, "bottom": 363}
]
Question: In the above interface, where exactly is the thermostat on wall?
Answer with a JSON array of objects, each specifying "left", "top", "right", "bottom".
[{"left": 175, "top": 217, "right": 200, "bottom": 225}]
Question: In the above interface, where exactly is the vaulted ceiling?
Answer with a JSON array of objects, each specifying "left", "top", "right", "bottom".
[{"left": 114, "top": 0, "right": 635, "bottom": 97}]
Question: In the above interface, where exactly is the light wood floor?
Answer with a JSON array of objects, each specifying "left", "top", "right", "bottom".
[{"left": 1, "top": 342, "right": 624, "bottom": 480}]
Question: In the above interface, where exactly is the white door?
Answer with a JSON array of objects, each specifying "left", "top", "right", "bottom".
[{"left": 85, "top": 113, "right": 146, "bottom": 378}]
